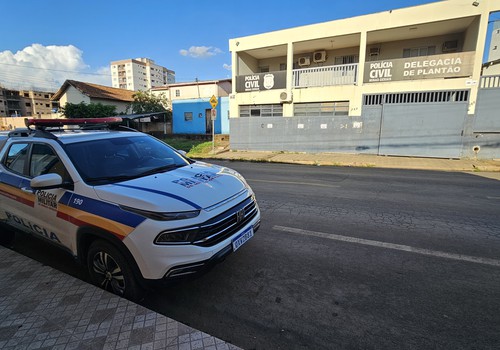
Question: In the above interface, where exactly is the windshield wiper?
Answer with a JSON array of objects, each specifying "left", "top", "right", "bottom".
[
  {"left": 86, "top": 165, "right": 185, "bottom": 184},
  {"left": 86, "top": 175, "right": 139, "bottom": 184},
  {"left": 137, "top": 164, "right": 184, "bottom": 177}
]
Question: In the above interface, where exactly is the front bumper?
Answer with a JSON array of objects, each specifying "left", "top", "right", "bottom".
[
  {"left": 164, "top": 219, "right": 260, "bottom": 280},
  {"left": 140, "top": 219, "right": 260, "bottom": 287}
]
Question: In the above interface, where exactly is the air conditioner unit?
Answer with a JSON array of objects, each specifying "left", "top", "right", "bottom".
[
  {"left": 442, "top": 40, "right": 458, "bottom": 52},
  {"left": 280, "top": 91, "right": 292, "bottom": 103},
  {"left": 313, "top": 50, "right": 327, "bottom": 63},
  {"left": 298, "top": 57, "right": 311, "bottom": 67},
  {"left": 369, "top": 47, "right": 380, "bottom": 56}
]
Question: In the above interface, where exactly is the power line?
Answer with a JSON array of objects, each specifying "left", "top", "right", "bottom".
[{"left": 0, "top": 62, "right": 111, "bottom": 76}]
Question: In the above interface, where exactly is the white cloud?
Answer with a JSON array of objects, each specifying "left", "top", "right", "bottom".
[
  {"left": 0, "top": 44, "right": 111, "bottom": 91},
  {"left": 179, "top": 46, "right": 223, "bottom": 58},
  {"left": 223, "top": 63, "right": 232, "bottom": 71}
]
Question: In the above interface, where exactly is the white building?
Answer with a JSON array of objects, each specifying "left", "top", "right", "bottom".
[
  {"left": 52, "top": 80, "right": 135, "bottom": 114},
  {"left": 110, "top": 58, "right": 175, "bottom": 91},
  {"left": 228, "top": 0, "right": 500, "bottom": 159}
]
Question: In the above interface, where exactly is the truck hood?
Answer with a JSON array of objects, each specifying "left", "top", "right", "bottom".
[{"left": 93, "top": 162, "right": 250, "bottom": 212}]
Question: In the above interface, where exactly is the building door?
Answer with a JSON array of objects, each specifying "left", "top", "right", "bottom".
[
  {"left": 379, "top": 102, "right": 468, "bottom": 158},
  {"left": 205, "top": 109, "right": 212, "bottom": 134},
  {"left": 364, "top": 91, "right": 470, "bottom": 159}
]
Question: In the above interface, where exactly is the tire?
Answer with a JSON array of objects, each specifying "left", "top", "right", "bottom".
[
  {"left": 87, "top": 240, "right": 143, "bottom": 301},
  {"left": 0, "top": 229, "right": 15, "bottom": 247}
]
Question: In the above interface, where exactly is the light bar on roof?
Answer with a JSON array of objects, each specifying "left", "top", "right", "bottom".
[{"left": 25, "top": 117, "right": 123, "bottom": 128}]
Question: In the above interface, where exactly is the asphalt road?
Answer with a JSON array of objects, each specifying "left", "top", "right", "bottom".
[{"left": 4, "top": 161, "right": 500, "bottom": 349}]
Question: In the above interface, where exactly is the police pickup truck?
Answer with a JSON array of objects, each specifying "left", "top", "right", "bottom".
[{"left": 0, "top": 118, "right": 260, "bottom": 300}]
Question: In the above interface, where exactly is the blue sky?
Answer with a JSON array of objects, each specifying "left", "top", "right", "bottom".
[{"left": 0, "top": 0, "right": 497, "bottom": 91}]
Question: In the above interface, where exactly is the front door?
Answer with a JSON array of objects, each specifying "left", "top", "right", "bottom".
[{"left": 205, "top": 109, "right": 212, "bottom": 134}]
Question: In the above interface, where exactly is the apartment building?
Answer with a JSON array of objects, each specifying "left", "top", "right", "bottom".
[
  {"left": 228, "top": 0, "right": 500, "bottom": 159},
  {"left": 0, "top": 87, "right": 58, "bottom": 118},
  {"left": 19, "top": 90, "right": 58, "bottom": 117},
  {"left": 0, "top": 88, "right": 7, "bottom": 117},
  {"left": 110, "top": 58, "right": 175, "bottom": 91}
]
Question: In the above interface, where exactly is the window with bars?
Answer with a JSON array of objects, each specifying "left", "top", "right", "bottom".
[
  {"left": 294, "top": 101, "right": 349, "bottom": 116},
  {"left": 240, "top": 104, "right": 283, "bottom": 117}
]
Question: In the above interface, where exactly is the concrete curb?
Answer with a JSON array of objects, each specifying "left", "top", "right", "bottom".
[{"left": 192, "top": 150, "right": 500, "bottom": 173}]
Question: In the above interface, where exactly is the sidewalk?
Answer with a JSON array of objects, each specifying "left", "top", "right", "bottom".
[
  {"left": 200, "top": 149, "right": 500, "bottom": 173},
  {"left": 0, "top": 245, "right": 241, "bottom": 350}
]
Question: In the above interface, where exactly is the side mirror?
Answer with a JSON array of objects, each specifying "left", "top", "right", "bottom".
[
  {"left": 30, "top": 173, "right": 63, "bottom": 190},
  {"left": 177, "top": 150, "right": 187, "bottom": 156}
]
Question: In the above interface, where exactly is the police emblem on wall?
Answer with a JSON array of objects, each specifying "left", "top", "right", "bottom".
[{"left": 263, "top": 74, "right": 275, "bottom": 90}]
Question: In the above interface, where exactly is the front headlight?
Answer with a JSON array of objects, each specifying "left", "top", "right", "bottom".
[
  {"left": 155, "top": 227, "right": 199, "bottom": 244},
  {"left": 120, "top": 206, "right": 200, "bottom": 221}
]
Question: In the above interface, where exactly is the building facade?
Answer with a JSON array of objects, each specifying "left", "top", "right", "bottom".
[
  {"left": 0, "top": 87, "right": 60, "bottom": 130},
  {"left": 110, "top": 58, "right": 175, "bottom": 91},
  {"left": 229, "top": 0, "right": 500, "bottom": 159},
  {"left": 51, "top": 80, "right": 135, "bottom": 114},
  {"left": 0, "top": 87, "right": 58, "bottom": 118},
  {"left": 152, "top": 79, "right": 231, "bottom": 135},
  {"left": 18, "top": 90, "right": 59, "bottom": 117}
]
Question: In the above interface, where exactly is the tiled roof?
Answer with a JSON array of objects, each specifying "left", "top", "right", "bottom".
[{"left": 51, "top": 80, "right": 135, "bottom": 102}]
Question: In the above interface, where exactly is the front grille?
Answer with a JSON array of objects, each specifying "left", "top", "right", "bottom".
[{"left": 192, "top": 196, "right": 258, "bottom": 247}]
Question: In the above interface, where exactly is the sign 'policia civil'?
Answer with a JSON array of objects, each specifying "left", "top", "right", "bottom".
[
  {"left": 236, "top": 71, "right": 286, "bottom": 92},
  {"left": 363, "top": 52, "right": 474, "bottom": 83}
]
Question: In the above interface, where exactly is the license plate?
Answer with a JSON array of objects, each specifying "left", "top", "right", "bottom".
[{"left": 232, "top": 227, "right": 254, "bottom": 252}]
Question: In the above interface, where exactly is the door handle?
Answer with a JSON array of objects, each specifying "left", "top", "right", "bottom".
[{"left": 21, "top": 187, "right": 34, "bottom": 193}]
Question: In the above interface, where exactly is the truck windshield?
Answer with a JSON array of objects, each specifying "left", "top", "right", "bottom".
[{"left": 64, "top": 135, "right": 191, "bottom": 185}]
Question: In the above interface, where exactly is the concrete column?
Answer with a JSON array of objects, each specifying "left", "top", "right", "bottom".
[
  {"left": 350, "top": 32, "right": 367, "bottom": 117},
  {"left": 284, "top": 42, "right": 294, "bottom": 117},
  {"left": 468, "top": 7, "right": 490, "bottom": 115},
  {"left": 230, "top": 50, "right": 238, "bottom": 118}
]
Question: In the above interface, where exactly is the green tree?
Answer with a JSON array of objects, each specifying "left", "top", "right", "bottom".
[
  {"left": 61, "top": 102, "right": 117, "bottom": 119},
  {"left": 129, "top": 91, "right": 171, "bottom": 121}
]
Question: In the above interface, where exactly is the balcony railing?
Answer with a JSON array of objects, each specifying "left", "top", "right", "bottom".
[{"left": 293, "top": 63, "right": 358, "bottom": 88}]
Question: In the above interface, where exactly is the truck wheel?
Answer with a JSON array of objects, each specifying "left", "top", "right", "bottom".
[{"left": 87, "top": 240, "right": 142, "bottom": 301}]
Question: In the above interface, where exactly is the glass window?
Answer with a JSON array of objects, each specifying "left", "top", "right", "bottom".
[
  {"left": 184, "top": 112, "right": 193, "bottom": 121},
  {"left": 30, "top": 144, "right": 71, "bottom": 181},
  {"left": 4, "top": 143, "right": 29, "bottom": 174},
  {"left": 334, "top": 55, "right": 359, "bottom": 65},
  {"left": 64, "top": 135, "right": 190, "bottom": 185},
  {"left": 403, "top": 46, "right": 436, "bottom": 58}
]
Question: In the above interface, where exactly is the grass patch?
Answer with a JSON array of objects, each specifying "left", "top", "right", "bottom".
[
  {"left": 161, "top": 137, "right": 221, "bottom": 157},
  {"left": 188, "top": 142, "right": 214, "bottom": 156},
  {"left": 163, "top": 138, "right": 206, "bottom": 152}
]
